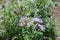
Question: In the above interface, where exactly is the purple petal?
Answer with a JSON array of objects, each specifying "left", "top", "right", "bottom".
[
  {"left": 32, "top": 17, "right": 43, "bottom": 23},
  {"left": 38, "top": 24, "right": 45, "bottom": 30},
  {"left": 19, "top": 21, "right": 25, "bottom": 26},
  {"left": 19, "top": 16, "right": 29, "bottom": 26}
]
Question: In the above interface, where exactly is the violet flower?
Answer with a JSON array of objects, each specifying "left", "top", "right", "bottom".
[
  {"left": 32, "top": 17, "right": 43, "bottom": 23},
  {"left": 19, "top": 17, "right": 25, "bottom": 26},
  {"left": 38, "top": 24, "right": 45, "bottom": 30},
  {"left": 19, "top": 16, "right": 30, "bottom": 26},
  {"left": 19, "top": 21, "right": 25, "bottom": 26},
  {"left": 19, "top": 16, "right": 45, "bottom": 30}
]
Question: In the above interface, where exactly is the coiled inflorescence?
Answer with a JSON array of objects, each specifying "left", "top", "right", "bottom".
[{"left": 19, "top": 16, "right": 45, "bottom": 31}]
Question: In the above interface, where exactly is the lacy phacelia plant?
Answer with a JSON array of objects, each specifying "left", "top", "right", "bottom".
[{"left": 0, "top": 0, "right": 56, "bottom": 40}]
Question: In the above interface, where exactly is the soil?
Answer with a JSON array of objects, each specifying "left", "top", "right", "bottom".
[{"left": 53, "top": 0, "right": 60, "bottom": 40}]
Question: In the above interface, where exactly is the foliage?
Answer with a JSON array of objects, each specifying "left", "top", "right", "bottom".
[{"left": 0, "top": 0, "right": 56, "bottom": 40}]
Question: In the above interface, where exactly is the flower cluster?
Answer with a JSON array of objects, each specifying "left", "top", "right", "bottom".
[{"left": 19, "top": 16, "right": 45, "bottom": 31}]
